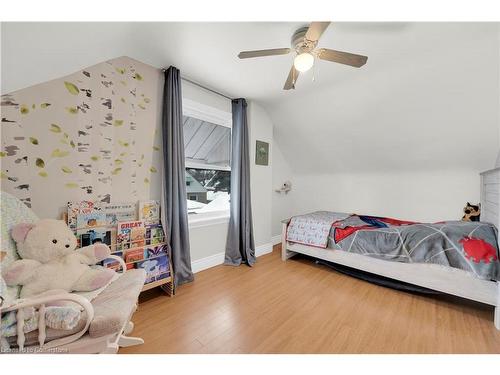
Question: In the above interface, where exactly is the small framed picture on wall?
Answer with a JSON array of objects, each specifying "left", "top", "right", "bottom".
[{"left": 255, "top": 140, "right": 269, "bottom": 166}]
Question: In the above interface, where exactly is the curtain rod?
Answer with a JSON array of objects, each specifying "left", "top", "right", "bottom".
[{"left": 161, "top": 68, "right": 233, "bottom": 101}]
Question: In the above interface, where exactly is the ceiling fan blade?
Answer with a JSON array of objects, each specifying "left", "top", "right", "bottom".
[
  {"left": 317, "top": 48, "right": 368, "bottom": 67},
  {"left": 283, "top": 65, "right": 299, "bottom": 90},
  {"left": 305, "top": 22, "right": 331, "bottom": 42},
  {"left": 238, "top": 48, "right": 291, "bottom": 59}
]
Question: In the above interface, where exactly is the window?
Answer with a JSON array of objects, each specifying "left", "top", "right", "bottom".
[{"left": 183, "top": 99, "right": 232, "bottom": 217}]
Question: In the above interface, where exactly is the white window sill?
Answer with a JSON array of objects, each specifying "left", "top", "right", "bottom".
[{"left": 188, "top": 210, "right": 230, "bottom": 229}]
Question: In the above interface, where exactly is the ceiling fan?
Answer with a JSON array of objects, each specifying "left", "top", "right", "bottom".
[{"left": 237, "top": 22, "right": 368, "bottom": 90}]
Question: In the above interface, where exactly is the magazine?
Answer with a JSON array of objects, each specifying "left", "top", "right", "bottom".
[
  {"left": 117, "top": 220, "right": 144, "bottom": 250},
  {"left": 67, "top": 200, "right": 102, "bottom": 231},
  {"left": 76, "top": 212, "right": 106, "bottom": 230},
  {"left": 103, "top": 202, "right": 137, "bottom": 226},
  {"left": 102, "top": 251, "right": 123, "bottom": 271},
  {"left": 78, "top": 228, "right": 112, "bottom": 247},
  {"left": 145, "top": 223, "right": 164, "bottom": 245},
  {"left": 124, "top": 248, "right": 146, "bottom": 263},
  {"left": 139, "top": 200, "right": 160, "bottom": 225}
]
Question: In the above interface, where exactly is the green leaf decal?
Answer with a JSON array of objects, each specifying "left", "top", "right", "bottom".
[
  {"left": 64, "top": 81, "right": 80, "bottom": 95},
  {"left": 70, "top": 140, "right": 75, "bottom": 148},
  {"left": 50, "top": 124, "right": 62, "bottom": 133},
  {"left": 120, "top": 97, "right": 126, "bottom": 103},
  {"left": 1, "top": 172, "right": 7, "bottom": 179},
  {"left": 20, "top": 105, "right": 29, "bottom": 115},
  {"left": 66, "top": 107, "right": 78, "bottom": 114},
  {"left": 114, "top": 159, "right": 123, "bottom": 165},
  {"left": 140, "top": 154, "right": 145, "bottom": 160},
  {"left": 120, "top": 152, "right": 127, "bottom": 157},
  {"left": 115, "top": 67, "right": 126, "bottom": 74},
  {"left": 0, "top": 152, "right": 6, "bottom": 157},
  {"left": 138, "top": 103, "right": 146, "bottom": 110},
  {"left": 113, "top": 120, "right": 124, "bottom": 127},
  {"left": 40, "top": 103, "right": 51, "bottom": 108},
  {"left": 38, "top": 170, "right": 48, "bottom": 177},
  {"left": 144, "top": 98, "right": 151, "bottom": 103},
  {"left": 61, "top": 166, "right": 72, "bottom": 173},
  {"left": 35, "top": 158, "right": 45, "bottom": 168},
  {"left": 32, "top": 104, "right": 36, "bottom": 109},
  {"left": 118, "top": 140, "right": 129, "bottom": 147},
  {"left": 144, "top": 177, "right": 150, "bottom": 184},
  {"left": 150, "top": 166, "right": 157, "bottom": 173},
  {"left": 65, "top": 183, "right": 79, "bottom": 189},
  {"left": 29, "top": 137, "right": 39, "bottom": 145},
  {"left": 51, "top": 149, "right": 69, "bottom": 158},
  {"left": 90, "top": 155, "right": 100, "bottom": 161},
  {"left": 153, "top": 146, "right": 160, "bottom": 151},
  {"left": 134, "top": 73, "right": 143, "bottom": 81},
  {"left": 111, "top": 167, "right": 122, "bottom": 175}
]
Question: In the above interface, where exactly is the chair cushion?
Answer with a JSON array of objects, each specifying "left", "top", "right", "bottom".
[{"left": 89, "top": 269, "right": 146, "bottom": 338}]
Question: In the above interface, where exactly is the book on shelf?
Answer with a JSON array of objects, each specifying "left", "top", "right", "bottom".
[
  {"left": 136, "top": 254, "right": 168, "bottom": 284},
  {"left": 117, "top": 220, "right": 145, "bottom": 250},
  {"left": 139, "top": 200, "right": 160, "bottom": 225},
  {"left": 102, "top": 202, "right": 137, "bottom": 226},
  {"left": 124, "top": 247, "right": 147, "bottom": 263},
  {"left": 76, "top": 211, "right": 107, "bottom": 230},
  {"left": 146, "top": 244, "right": 168, "bottom": 258},
  {"left": 145, "top": 223, "right": 164, "bottom": 245},
  {"left": 67, "top": 200, "right": 102, "bottom": 231},
  {"left": 78, "top": 228, "right": 113, "bottom": 247},
  {"left": 102, "top": 251, "right": 123, "bottom": 271}
]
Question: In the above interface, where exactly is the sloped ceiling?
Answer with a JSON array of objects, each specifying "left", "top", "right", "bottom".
[{"left": 2, "top": 22, "right": 499, "bottom": 173}]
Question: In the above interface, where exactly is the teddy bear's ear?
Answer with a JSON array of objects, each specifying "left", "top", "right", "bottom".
[{"left": 11, "top": 223, "right": 35, "bottom": 244}]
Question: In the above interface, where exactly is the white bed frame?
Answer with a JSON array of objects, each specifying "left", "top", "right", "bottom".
[{"left": 281, "top": 167, "right": 500, "bottom": 330}]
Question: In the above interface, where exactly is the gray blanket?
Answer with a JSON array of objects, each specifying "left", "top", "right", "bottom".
[{"left": 288, "top": 212, "right": 500, "bottom": 281}]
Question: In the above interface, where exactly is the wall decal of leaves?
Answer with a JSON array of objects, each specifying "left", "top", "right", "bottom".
[
  {"left": 150, "top": 166, "right": 157, "bottom": 173},
  {"left": 61, "top": 166, "right": 72, "bottom": 173},
  {"left": 115, "top": 68, "right": 126, "bottom": 74},
  {"left": 66, "top": 107, "right": 78, "bottom": 114},
  {"left": 40, "top": 103, "right": 51, "bottom": 108},
  {"left": 90, "top": 155, "right": 100, "bottom": 161},
  {"left": 35, "top": 158, "right": 45, "bottom": 168},
  {"left": 50, "top": 124, "right": 62, "bottom": 133},
  {"left": 65, "top": 183, "right": 78, "bottom": 189},
  {"left": 64, "top": 81, "right": 80, "bottom": 95},
  {"left": 133, "top": 73, "right": 143, "bottom": 81},
  {"left": 29, "top": 137, "right": 39, "bottom": 145},
  {"left": 114, "top": 159, "right": 123, "bottom": 165},
  {"left": 144, "top": 178, "right": 149, "bottom": 184},
  {"left": 118, "top": 140, "right": 129, "bottom": 147},
  {"left": 138, "top": 103, "right": 146, "bottom": 110},
  {"left": 20, "top": 105, "right": 29, "bottom": 114},
  {"left": 111, "top": 167, "right": 122, "bottom": 175},
  {"left": 113, "top": 119, "right": 124, "bottom": 127},
  {"left": 51, "top": 149, "right": 69, "bottom": 157},
  {"left": 70, "top": 140, "right": 75, "bottom": 148},
  {"left": 0, "top": 152, "right": 6, "bottom": 157},
  {"left": 38, "top": 171, "right": 48, "bottom": 177}
]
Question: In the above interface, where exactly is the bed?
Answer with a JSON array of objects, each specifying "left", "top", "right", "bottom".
[{"left": 281, "top": 167, "right": 500, "bottom": 330}]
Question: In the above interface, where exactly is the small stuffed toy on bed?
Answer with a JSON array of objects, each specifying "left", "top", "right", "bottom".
[
  {"left": 2, "top": 219, "right": 115, "bottom": 298},
  {"left": 462, "top": 202, "right": 481, "bottom": 222}
]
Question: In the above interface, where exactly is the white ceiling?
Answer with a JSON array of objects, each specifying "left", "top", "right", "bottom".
[{"left": 2, "top": 22, "right": 499, "bottom": 173}]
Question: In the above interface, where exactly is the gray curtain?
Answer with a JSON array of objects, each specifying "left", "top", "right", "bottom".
[
  {"left": 225, "top": 98, "right": 256, "bottom": 266},
  {"left": 161, "top": 66, "right": 194, "bottom": 286}
]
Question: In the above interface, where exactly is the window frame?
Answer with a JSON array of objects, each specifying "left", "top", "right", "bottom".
[{"left": 182, "top": 98, "right": 232, "bottom": 226}]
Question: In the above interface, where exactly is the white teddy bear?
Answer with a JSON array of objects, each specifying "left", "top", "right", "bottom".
[{"left": 3, "top": 219, "right": 115, "bottom": 298}]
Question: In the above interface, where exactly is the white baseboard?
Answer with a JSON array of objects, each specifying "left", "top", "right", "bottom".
[
  {"left": 191, "top": 241, "right": 273, "bottom": 274},
  {"left": 271, "top": 235, "right": 281, "bottom": 246}
]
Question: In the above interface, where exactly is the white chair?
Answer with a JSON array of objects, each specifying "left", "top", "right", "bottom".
[{"left": 1, "top": 191, "right": 146, "bottom": 354}]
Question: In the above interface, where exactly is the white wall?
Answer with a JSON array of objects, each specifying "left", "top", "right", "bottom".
[{"left": 270, "top": 23, "right": 500, "bottom": 237}]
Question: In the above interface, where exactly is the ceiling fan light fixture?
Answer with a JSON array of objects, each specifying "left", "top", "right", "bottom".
[{"left": 293, "top": 52, "right": 314, "bottom": 72}]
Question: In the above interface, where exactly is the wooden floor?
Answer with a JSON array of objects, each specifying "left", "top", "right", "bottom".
[{"left": 121, "top": 245, "right": 500, "bottom": 354}]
